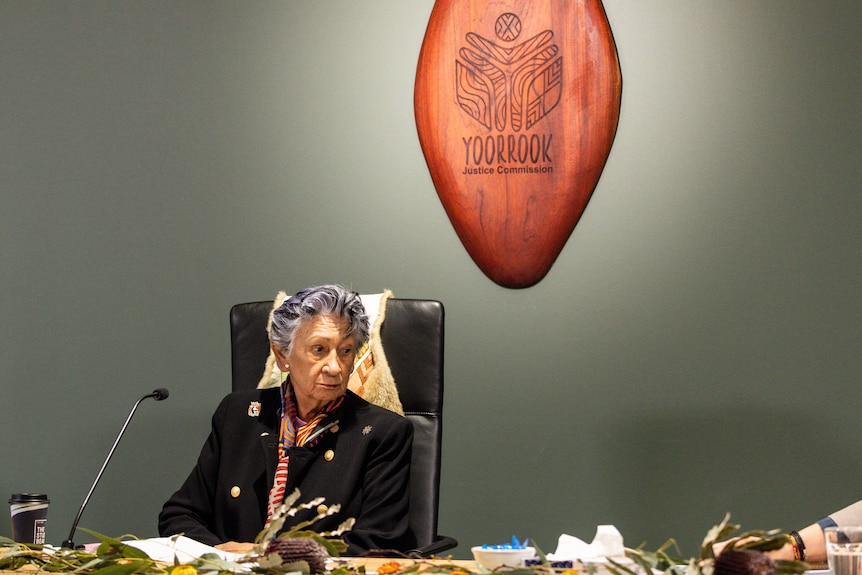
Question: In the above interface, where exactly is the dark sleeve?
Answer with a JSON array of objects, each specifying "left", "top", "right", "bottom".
[
  {"left": 818, "top": 517, "right": 837, "bottom": 530},
  {"left": 158, "top": 396, "right": 229, "bottom": 547},
  {"left": 343, "top": 414, "right": 416, "bottom": 554}
]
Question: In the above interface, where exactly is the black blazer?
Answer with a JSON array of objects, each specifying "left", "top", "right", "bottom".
[{"left": 158, "top": 388, "right": 415, "bottom": 554}]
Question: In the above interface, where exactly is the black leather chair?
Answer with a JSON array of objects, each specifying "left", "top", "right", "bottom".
[{"left": 229, "top": 298, "right": 457, "bottom": 556}]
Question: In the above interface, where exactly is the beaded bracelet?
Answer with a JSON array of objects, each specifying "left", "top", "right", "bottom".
[{"left": 789, "top": 530, "right": 806, "bottom": 561}]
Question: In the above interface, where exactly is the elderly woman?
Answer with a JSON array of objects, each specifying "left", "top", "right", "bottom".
[{"left": 159, "top": 285, "right": 415, "bottom": 555}]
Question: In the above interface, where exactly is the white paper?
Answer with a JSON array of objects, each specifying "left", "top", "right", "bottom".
[{"left": 124, "top": 536, "right": 246, "bottom": 564}]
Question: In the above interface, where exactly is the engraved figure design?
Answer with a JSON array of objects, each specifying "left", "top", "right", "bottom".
[{"left": 456, "top": 13, "right": 562, "bottom": 132}]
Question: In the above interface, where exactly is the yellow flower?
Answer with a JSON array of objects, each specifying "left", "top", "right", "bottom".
[
  {"left": 172, "top": 565, "right": 198, "bottom": 575},
  {"left": 376, "top": 561, "right": 402, "bottom": 575}
]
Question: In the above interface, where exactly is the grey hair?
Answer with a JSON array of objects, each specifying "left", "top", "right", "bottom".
[{"left": 269, "top": 285, "right": 369, "bottom": 354}]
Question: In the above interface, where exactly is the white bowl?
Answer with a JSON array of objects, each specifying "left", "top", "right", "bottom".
[{"left": 471, "top": 546, "right": 536, "bottom": 570}]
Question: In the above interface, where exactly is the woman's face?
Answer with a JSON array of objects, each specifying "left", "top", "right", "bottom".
[{"left": 272, "top": 314, "right": 356, "bottom": 420}]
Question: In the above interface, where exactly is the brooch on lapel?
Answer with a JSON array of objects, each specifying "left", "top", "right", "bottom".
[
  {"left": 248, "top": 401, "right": 261, "bottom": 417},
  {"left": 362, "top": 425, "right": 373, "bottom": 436}
]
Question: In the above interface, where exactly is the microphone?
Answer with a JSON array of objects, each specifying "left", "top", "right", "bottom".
[{"left": 61, "top": 388, "right": 169, "bottom": 548}]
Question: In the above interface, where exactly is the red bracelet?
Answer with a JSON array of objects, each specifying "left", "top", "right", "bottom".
[{"left": 789, "top": 531, "right": 806, "bottom": 561}]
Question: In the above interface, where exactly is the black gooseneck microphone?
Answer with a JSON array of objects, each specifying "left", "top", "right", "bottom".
[{"left": 61, "top": 388, "right": 169, "bottom": 549}]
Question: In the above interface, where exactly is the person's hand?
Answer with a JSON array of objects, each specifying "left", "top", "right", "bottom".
[
  {"left": 214, "top": 541, "right": 256, "bottom": 554},
  {"left": 713, "top": 537, "right": 739, "bottom": 556},
  {"left": 712, "top": 537, "right": 761, "bottom": 557}
]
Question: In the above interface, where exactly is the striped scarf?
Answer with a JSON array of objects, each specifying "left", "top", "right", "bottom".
[{"left": 265, "top": 380, "right": 344, "bottom": 523}]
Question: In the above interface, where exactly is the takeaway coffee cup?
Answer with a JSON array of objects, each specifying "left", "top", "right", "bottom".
[{"left": 9, "top": 493, "right": 49, "bottom": 545}]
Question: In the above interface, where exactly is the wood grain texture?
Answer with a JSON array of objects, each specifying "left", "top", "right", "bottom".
[{"left": 415, "top": 0, "right": 622, "bottom": 288}]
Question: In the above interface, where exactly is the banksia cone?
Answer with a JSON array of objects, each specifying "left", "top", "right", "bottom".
[
  {"left": 714, "top": 549, "right": 777, "bottom": 575},
  {"left": 266, "top": 537, "right": 330, "bottom": 573}
]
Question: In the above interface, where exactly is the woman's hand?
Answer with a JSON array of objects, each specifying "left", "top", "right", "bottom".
[{"left": 214, "top": 541, "right": 257, "bottom": 554}]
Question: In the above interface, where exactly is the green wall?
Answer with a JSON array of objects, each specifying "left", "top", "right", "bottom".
[{"left": 2, "top": 1, "right": 860, "bottom": 558}]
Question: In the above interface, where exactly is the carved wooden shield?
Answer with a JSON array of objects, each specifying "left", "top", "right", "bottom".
[{"left": 415, "top": 0, "right": 622, "bottom": 288}]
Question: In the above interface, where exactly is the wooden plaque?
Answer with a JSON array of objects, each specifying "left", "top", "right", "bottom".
[{"left": 415, "top": 0, "right": 622, "bottom": 288}]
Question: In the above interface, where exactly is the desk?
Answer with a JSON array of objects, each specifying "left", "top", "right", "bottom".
[
  {"left": 1, "top": 557, "right": 477, "bottom": 575},
  {"left": 333, "top": 558, "right": 477, "bottom": 573}
]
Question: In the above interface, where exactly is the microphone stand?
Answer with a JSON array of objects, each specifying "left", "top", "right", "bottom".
[{"left": 61, "top": 388, "right": 168, "bottom": 548}]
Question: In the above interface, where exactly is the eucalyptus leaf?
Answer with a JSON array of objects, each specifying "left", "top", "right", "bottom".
[
  {"left": 71, "top": 557, "right": 111, "bottom": 572},
  {"left": 257, "top": 552, "right": 286, "bottom": 570},
  {"left": 0, "top": 556, "right": 30, "bottom": 570},
  {"left": 261, "top": 559, "right": 310, "bottom": 575},
  {"left": 76, "top": 559, "right": 155, "bottom": 575},
  {"left": 700, "top": 513, "right": 739, "bottom": 559},
  {"left": 78, "top": 528, "right": 151, "bottom": 561},
  {"left": 606, "top": 557, "right": 640, "bottom": 575},
  {"left": 191, "top": 555, "right": 252, "bottom": 573}
]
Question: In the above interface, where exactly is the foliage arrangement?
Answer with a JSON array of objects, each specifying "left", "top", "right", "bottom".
[
  {"left": 1, "top": 510, "right": 810, "bottom": 575},
  {"left": 0, "top": 489, "right": 352, "bottom": 575},
  {"left": 325, "top": 514, "right": 811, "bottom": 575},
  {"left": 1, "top": 530, "right": 160, "bottom": 575},
  {"left": 612, "top": 513, "right": 809, "bottom": 575}
]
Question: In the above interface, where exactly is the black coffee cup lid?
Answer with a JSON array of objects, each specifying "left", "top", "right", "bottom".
[{"left": 9, "top": 493, "right": 49, "bottom": 504}]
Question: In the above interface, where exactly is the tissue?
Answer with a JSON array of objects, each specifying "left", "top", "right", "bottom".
[{"left": 546, "top": 525, "right": 626, "bottom": 562}]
